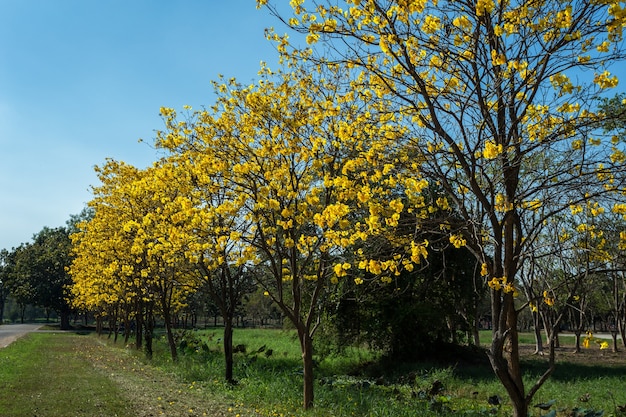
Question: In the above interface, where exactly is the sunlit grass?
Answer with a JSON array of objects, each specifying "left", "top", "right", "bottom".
[
  {"left": 139, "top": 328, "right": 626, "bottom": 417},
  {"left": 0, "top": 333, "right": 133, "bottom": 417}
]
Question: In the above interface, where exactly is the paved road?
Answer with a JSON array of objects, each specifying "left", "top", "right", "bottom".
[{"left": 0, "top": 323, "right": 42, "bottom": 348}]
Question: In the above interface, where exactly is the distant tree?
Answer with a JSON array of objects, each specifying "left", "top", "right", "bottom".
[
  {"left": 2, "top": 228, "right": 74, "bottom": 328},
  {"left": 0, "top": 249, "right": 11, "bottom": 323},
  {"left": 22, "top": 227, "right": 74, "bottom": 329},
  {"left": 4, "top": 244, "right": 35, "bottom": 323}
]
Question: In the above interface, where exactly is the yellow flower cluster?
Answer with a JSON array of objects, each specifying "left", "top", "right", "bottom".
[
  {"left": 543, "top": 291, "right": 555, "bottom": 307},
  {"left": 333, "top": 262, "right": 352, "bottom": 278},
  {"left": 449, "top": 234, "right": 467, "bottom": 248},
  {"left": 583, "top": 331, "right": 610, "bottom": 350},
  {"left": 488, "top": 277, "right": 517, "bottom": 295},
  {"left": 482, "top": 140, "right": 503, "bottom": 159},
  {"left": 594, "top": 71, "right": 619, "bottom": 89},
  {"left": 475, "top": 0, "right": 495, "bottom": 16},
  {"left": 495, "top": 194, "right": 514, "bottom": 212}
]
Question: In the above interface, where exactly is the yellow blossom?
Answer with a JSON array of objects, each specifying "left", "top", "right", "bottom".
[
  {"left": 483, "top": 140, "right": 503, "bottom": 159},
  {"left": 449, "top": 234, "right": 467, "bottom": 248}
]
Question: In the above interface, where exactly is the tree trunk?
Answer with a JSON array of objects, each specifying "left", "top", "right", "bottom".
[
  {"left": 224, "top": 316, "right": 235, "bottom": 383},
  {"left": 96, "top": 315, "right": 103, "bottom": 335},
  {"left": 0, "top": 296, "right": 5, "bottom": 324},
  {"left": 59, "top": 308, "right": 71, "bottom": 330},
  {"left": 164, "top": 318, "right": 177, "bottom": 361},
  {"left": 298, "top": 327, "right": 315, "bottom": 410},
  {"left": 135, "top": 311, "right": 143, "bottom": 350},
  {"left": 472, "top": 303, "right": 481, "bottom": 346},
  {"left": 144, "top": 310, "right": 154, "bottom": 359},
  {"left": 112, "top": 308, "right": 119, "bottom": 342},
  {"left": 573, "top": 331, "right": 582, "bottom": 353},
  {"left": 472, "top": 325, "right": 480, "bottom": 346},
  {"left": 162, "top": 295, "right": 178, "bottom": 362},
  {"left": 489, "top": 294, "right": 528, "bottom": 417},
  {"left": 611, "top": 331, "right": 619, "bottom": 352},
  {"left": 124, "top": 314, "right": 131, "bottom": 344},
  {"left": 532, "top": 311, "right": 544, "bottom": 355}
]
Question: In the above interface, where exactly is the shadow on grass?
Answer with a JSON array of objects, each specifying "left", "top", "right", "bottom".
[
  {"left": 520, "top": 358, "right": 626, "bottom": 381},
  {"left": 338, "top": 343, "right": 626, "bottom": 387}
]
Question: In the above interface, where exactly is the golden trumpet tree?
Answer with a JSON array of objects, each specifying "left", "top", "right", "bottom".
[
  {"left": 260, "top": 0, "right": 626, "bottom": 414},
  {"left": 70, "top": 159, "right": 195, "bottom": 359},
  {"left": 70, "top": 160, "right": 144, "bottom": 341},
  {"left": 156, "top": 59, "right": 428, "bottom": 409},
  {"left": 150, "top": 153, "right": 258, "bottom": 383}
]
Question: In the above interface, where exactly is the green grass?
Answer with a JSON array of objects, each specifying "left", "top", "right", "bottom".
[
  {"left": 0, "top": 332, "right": 132, "bottom": 416},
  {"left": 1, "top": 329, "right": 625, "bottom": 417},
  {"left": 139, "top": 328, "right": 626, "bottom": 417},
  {"left": 0, "top": 331, "right": 238, "bottom": 417}
]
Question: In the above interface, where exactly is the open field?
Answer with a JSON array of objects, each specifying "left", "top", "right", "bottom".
[{"left": 1, "top": 328, "right": 625, "bottom": 416}]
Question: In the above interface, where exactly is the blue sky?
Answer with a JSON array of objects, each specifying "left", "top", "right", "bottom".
[
  {"left": 1, "top": 2, "right": 625, "bottom": 251},
  {"left": 1, "top": 1, "right": 285, "bottom": 250}
]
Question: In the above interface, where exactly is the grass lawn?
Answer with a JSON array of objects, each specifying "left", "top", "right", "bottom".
[
  {"left": 1, "top": 328, "right": 625, "bottom": 417},
  {"left": 146, "top": 328, "right": 626, "bottom": 416},
  {"left": 0, "top": 331, "right": 236, "bottom": 417}
]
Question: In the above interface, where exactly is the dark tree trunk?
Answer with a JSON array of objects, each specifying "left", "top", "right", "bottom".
[
  {"left": 0, "top": 296, "right": 5, "bottom": 324},
  {"left": 297, "top": 325, "right": 315, "bottom": 410},
  {"left": 144, "top": 309, "right": 154, "bottom": 359},
  {"left": 472, "top": 304, "right": 481, "bottom": 346},
  {"left": 135, "top": 310, "right": 143, "bottom": 350},
  {"left": 489, "top": 291, "right": 529, "bottom": 417},
  {"left": 59, "top": 308, "right": 71, "bottom": 330},
  {"left": 611, "top": 331, "right": 619, "bottom": 352},
  {"left": 532, "top": 311, "right": 544, "bottom": 355},
  {"left": 224, "top": 316, "right": 234, "bottom": 383},
  {"left": 573, "top": 331, "right": 582, "bottom": 353},
  {"left": 96, "top": 315, "right": 103, "bottom": 335},
  {"left": 123, "top": 314, "right": 131, "bottom": 344},
  {"left": 162, "top": 300, "right": 178, "bottom": 362}
]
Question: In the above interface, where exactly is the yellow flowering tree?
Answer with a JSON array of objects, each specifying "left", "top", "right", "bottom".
[
  {"left": 151, "top": 152, "right": 257, "bottom": 383},
  {"left": 70, "top": 160, "right": 195, "bottom": 360},
  {"left": 260, "top": 0, "right": 626, "bottom": 414},
  {"left": 70, "top": 160, "right": 145, "bottom": 343},
  {"left": 155, "top": 58, "right": 416, "bottom": 409}
]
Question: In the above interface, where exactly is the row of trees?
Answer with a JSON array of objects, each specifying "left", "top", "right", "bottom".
[
  {"left": 70, "top": 79, "right": 626, "bottom": 415},
  {"left": 25, "top": 1, "right": 626, "bottom": 416}
]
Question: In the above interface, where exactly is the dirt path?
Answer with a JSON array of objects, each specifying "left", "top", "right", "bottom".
[{"left": 0, "top": 323, "right": 42, "bottom": 348}]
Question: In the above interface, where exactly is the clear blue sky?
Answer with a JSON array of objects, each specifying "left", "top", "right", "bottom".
[
  {"left": 0, "top": 1, "right": 284, "bottom": 250},
  {"left": 1, "top": 2, "right": 624, "bottom": 251}
]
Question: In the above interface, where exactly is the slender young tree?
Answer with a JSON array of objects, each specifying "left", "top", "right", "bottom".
[{"left": 152, "top": 154, "right": 256, "bottom": 382}]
